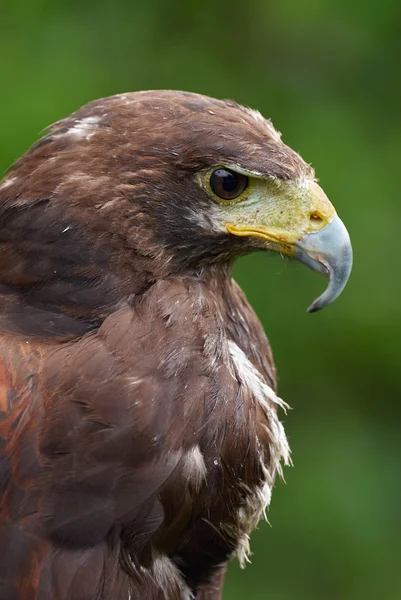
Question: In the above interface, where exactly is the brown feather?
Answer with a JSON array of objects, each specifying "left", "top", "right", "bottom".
[{"left": 0, "top": 91, "right": 295, "bottom": 599}]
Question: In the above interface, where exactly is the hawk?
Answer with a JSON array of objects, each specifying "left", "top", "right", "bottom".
[{"left": 0, "top": 91, "right": 352, "bottom": 600}]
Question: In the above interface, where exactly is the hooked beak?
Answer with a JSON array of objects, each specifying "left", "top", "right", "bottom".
[
  {"left": 293, "top": 215, "right": 352, "bottom": 312},
  {"left": 225, "top": 179, "right": 353, "bottom": 312}
]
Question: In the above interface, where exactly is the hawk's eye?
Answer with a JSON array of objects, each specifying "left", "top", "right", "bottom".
[{"left": 210, "top": 168, "right": 248, "bottom": 201}]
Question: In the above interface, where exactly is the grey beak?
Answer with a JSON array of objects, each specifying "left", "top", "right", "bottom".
[{"left": 294, "top": 215, "right": 353, "bottom": 312}]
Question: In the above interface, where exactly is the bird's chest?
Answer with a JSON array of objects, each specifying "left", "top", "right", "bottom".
[{"left": 157, "top": 335, "right": 290, "bottom": 571}]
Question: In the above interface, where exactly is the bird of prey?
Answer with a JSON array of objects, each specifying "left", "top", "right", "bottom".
[{"left": 0, "top": 91, "right": 352, "bottom": 600}]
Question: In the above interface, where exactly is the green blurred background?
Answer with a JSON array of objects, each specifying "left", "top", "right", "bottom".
[{"left": 1, "top": 1, "right": 400, "bottom": 598}]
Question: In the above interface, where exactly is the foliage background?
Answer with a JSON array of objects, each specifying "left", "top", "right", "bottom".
[{"left": 1, "top": 1, "right": 400, "bottom": 598}]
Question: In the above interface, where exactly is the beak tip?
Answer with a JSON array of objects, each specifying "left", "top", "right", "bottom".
[
  {"left": 296, "top": 215, "right": 353, "bottom": 313},
  {"left": 306, "top": 296, "right": 326, "bottom": 313}
]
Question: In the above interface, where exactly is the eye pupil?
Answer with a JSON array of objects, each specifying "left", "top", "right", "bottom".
[
  {"left": 220, "top": 171, "right": 239, "bottom": 192},
  {"left": 210, "top": 168, "right": 248, "bottom": 200}
]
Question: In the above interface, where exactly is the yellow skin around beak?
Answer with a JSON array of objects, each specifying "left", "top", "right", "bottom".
[
  {"left": 224, "top": 179, "right": 335, "bottom": 254},
  {"left": 219, "top": 177, "right": 352, "bottom": 312}
]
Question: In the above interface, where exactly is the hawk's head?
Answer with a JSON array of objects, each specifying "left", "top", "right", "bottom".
[{"left": 0, "top": 90, "right": 352, "bottom": 331}]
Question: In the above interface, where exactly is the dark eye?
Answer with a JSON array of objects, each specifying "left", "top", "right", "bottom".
[{"left": 210, "top": 168, "right": 248, "bottom": 201}]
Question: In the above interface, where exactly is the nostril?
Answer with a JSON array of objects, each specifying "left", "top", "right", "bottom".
[{"left": 310, "top": 212, "right": 323, "bottom": 222}]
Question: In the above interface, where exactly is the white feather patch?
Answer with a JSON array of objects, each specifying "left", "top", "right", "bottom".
[
  {"left": 227, "top": 340, "right": 291, "bottom": 566},
  {"left": 0, "top": 176, "right": 17, "bottom": 190},
  {"left": 67, "top": 116, "right": 100, "bottom": 140},
  {"left": 182, "top": 445, "right": 207, "bottom": 491},
  {"left": 228, "top": 340, "right": 290, "bottom": 414}
]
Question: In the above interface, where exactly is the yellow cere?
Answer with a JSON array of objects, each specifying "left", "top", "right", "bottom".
[{"left": 206, "top": 172, "right": 337, "bottom": 252}]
